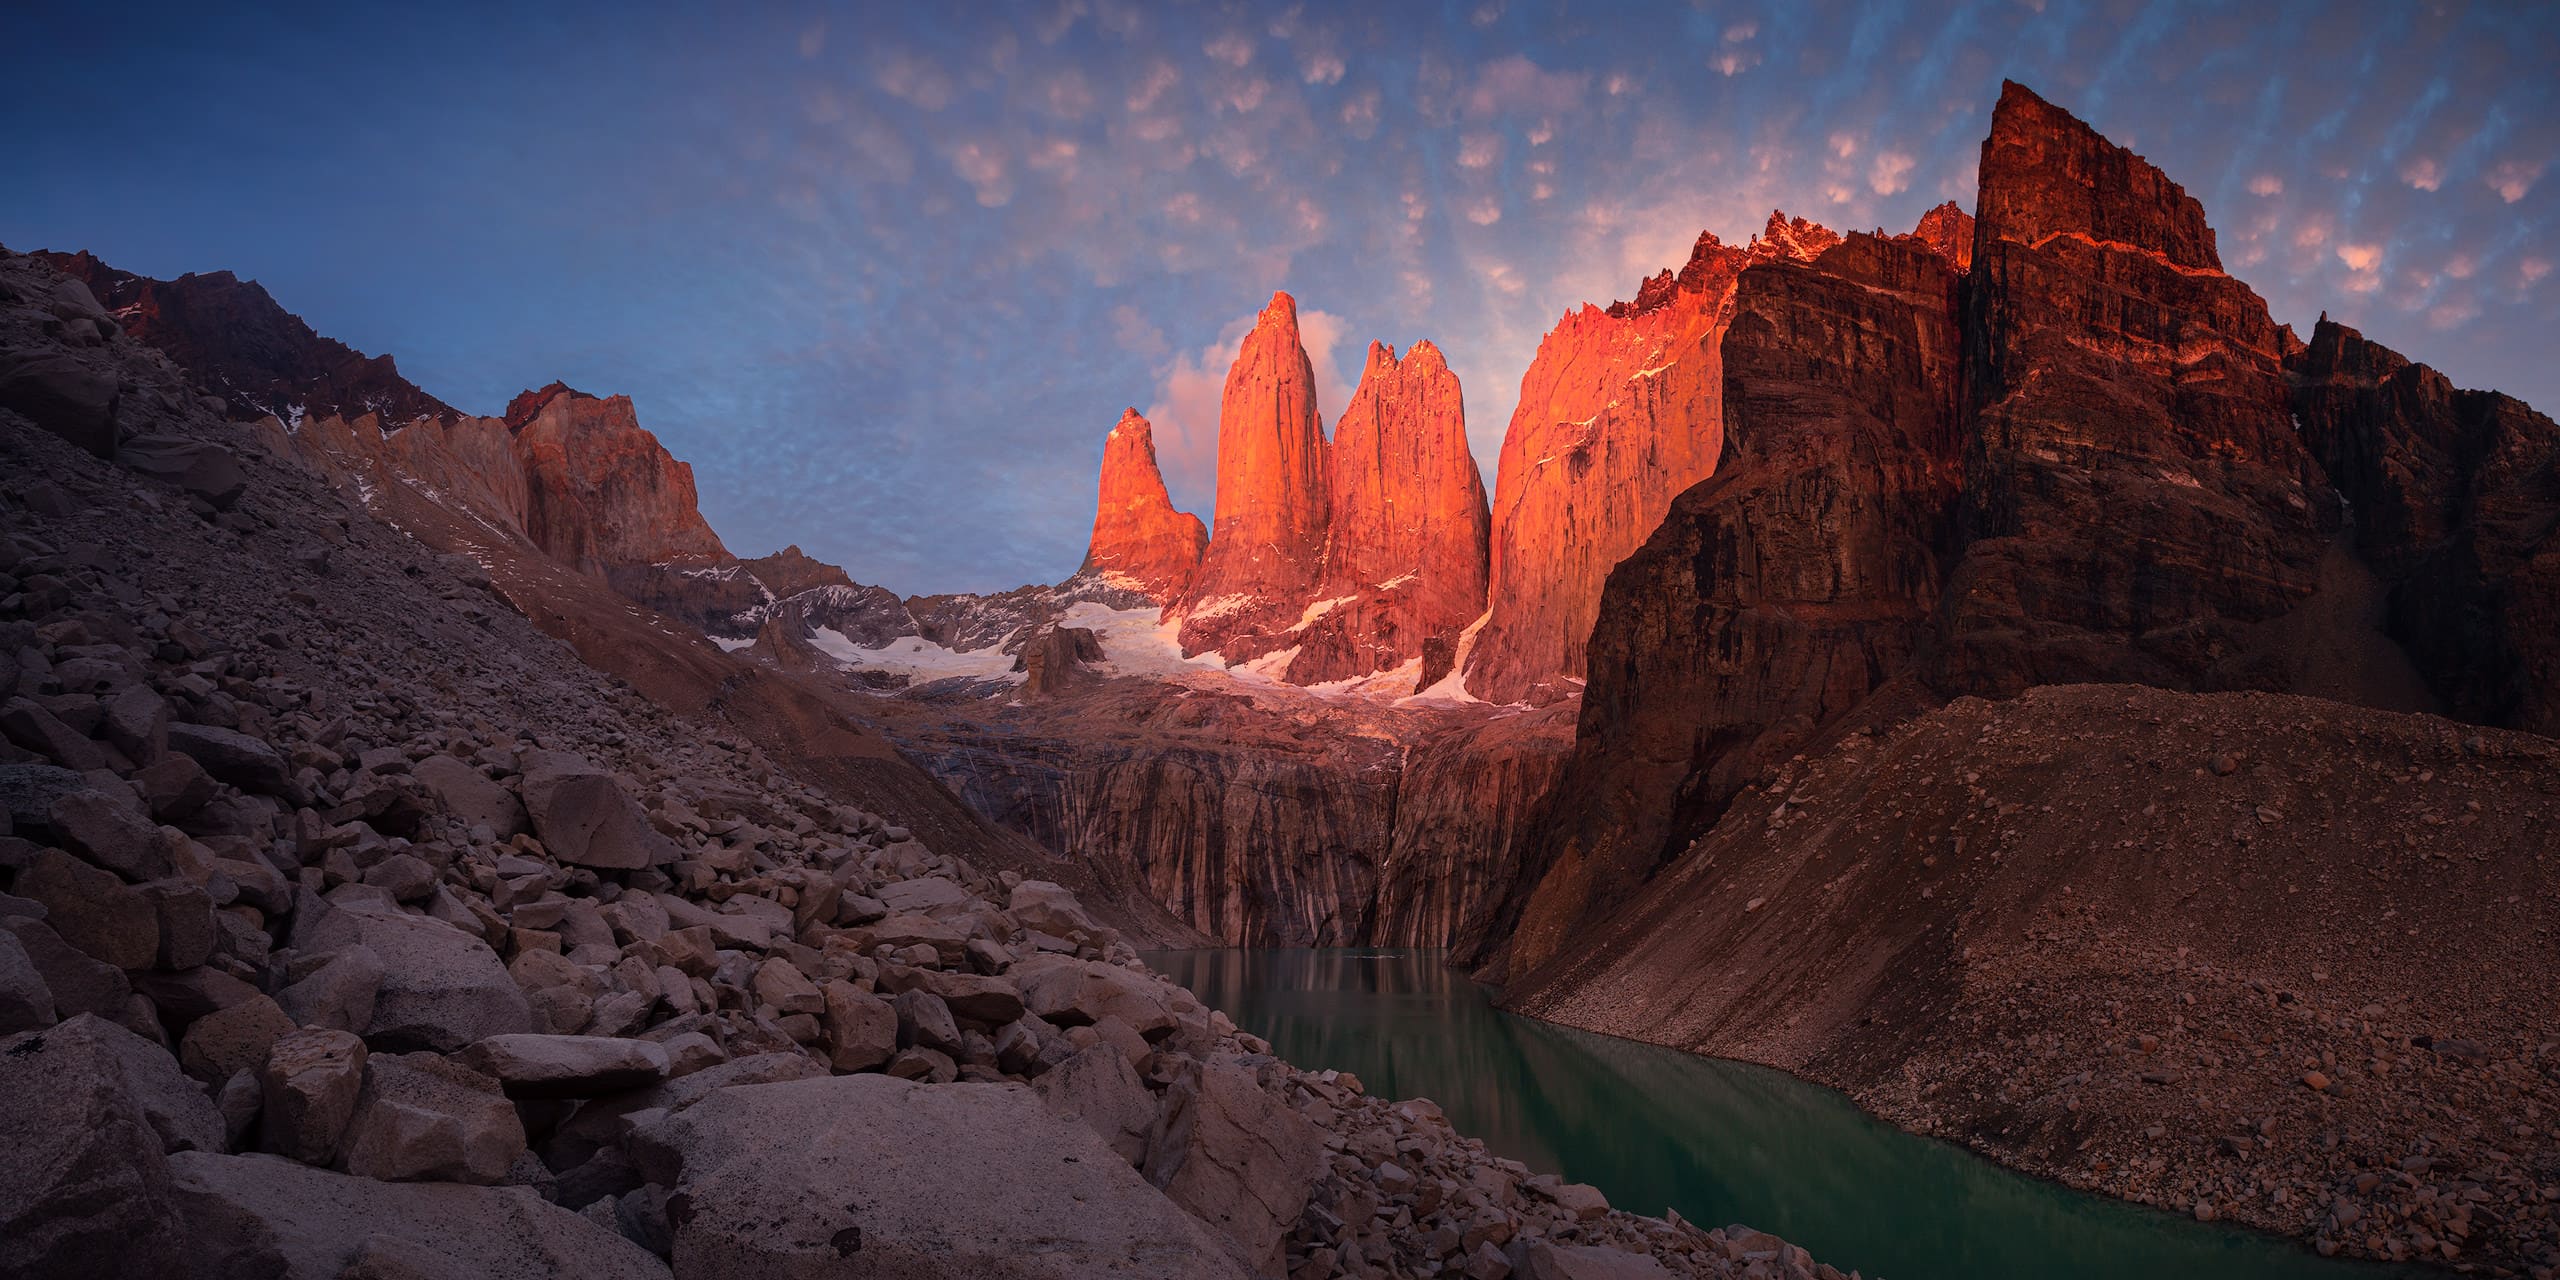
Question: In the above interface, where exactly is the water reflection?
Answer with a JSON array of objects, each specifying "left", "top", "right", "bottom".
[{"left": 1150, "top": 949, "right": 2421, "bottom": 1280}]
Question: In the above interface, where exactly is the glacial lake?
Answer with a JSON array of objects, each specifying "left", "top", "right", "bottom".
[{"left": 1149, "top": 948, "right": 2423, "bottom": 1280}]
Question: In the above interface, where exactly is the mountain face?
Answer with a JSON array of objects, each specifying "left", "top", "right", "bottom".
[
  {"left": 1287, "top": 340, "right": 1489, "bottom": 687},
  {"left": 1482, "top": 79, "right": 2444, "bottom": 981},
  {"left": 1077, "top": 408, "right": 1208, "bottom": 603},
  {"left": 30, "top": 250, "right": 454, "bottom": 428},
  {"left": 505, "top": 380, "right": 730, "bottom": 580},
  {"left": 1176, "top": 292, "right": 1332, "bottom": 661},
  {"left": 2289, "top": 319, "right": 2560, "bottom": 734},
  {"left": 1461, "top": 221, "right": 1805, "bottom": 706}
]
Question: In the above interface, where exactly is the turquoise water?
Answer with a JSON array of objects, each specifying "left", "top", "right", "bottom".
[{"left": 1150, "top": 948, "right": 2423, "bottom": 1280}]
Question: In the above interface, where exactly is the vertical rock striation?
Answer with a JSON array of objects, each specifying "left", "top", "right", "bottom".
[
  {"left": 1176, "top": 292, "right": 1331, "bottom": 662},
  {"left": 1285, "top": 340, "right": 1489, "bottom": 686},
  {"left": 1078, "top": 409, "right": 1209, "bottom": 604}
]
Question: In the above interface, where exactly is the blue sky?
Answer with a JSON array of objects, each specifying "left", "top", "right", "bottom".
[{"left": 7, "top": 1, "right": 2553, "bottom": 594}]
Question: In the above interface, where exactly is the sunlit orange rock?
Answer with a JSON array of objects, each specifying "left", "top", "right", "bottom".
[
  {"left": 1077, "top": 409, "right": 1208, "bottom": 604},
  {"left": 506, "top": 381, "right": 730, "bottom": 576},
  {"left": 1176, "top": 292, "right": 1331, "bottom": 660},
  {"left": 1463, "top": 221, "right": 1814, "bottom": 704},
  {"left": 1284, "top": 340, "right": 1489, "bottom": 685},
  {"left": 1910, "top": 201, "right": 1974, "bottom": 270}
]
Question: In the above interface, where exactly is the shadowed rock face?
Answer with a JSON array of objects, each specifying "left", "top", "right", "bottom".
[
  {"left": 31, "top": 250, "right": 455, "bottom": 428},
  {"left": 2288, "top": 319, "right": 2560, "bottom": 735},
  {"left": 1947, "top": 79, "right": 2333, "bottom": 697},
  {"left": 1177, "top": 292, "right": 1331, "bottom": 662},
  {"left": 1499, "top": 232, "right": 1965, "bottom": 978},
  {"left": 1286, "top": 340, "right": 1489, "bottom": 686},
  {"left": 1079, "top": 409, "right": 1208, "bottom": 604}
]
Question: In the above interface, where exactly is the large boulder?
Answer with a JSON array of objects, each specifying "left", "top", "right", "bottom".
[
  {"left": 117, "top": 433, "right": 247, "bottom": 509},
  {"left": 339, "top": 1051, "right": 526, "bottom": 1184},
  {"left": 166, "top": 721, "right": 294, "bottom": 796},
  {"left": 0, "top": 1015, "right": 224, "bottom": 1278},
  {"left": 414, "top": 753, "right": 527, "bottom": 838},
  {"left": 0, "top": 348, "right": 120, "bottom": 457},
  {"left": 172, "top": 1151, "right": 671, "bottom": 1280},
  {"left": 456, "top": 1033, "right": 670, "bottom": 1099},
  {"left": 259, "top": 1027, "right": 367, "bottom": 1165},
  {"left": 0, "top": 929, "right": 56, "bottom": 1033},
  {"left": 1011, "top": 955, "right": 1177, "bottom": 1038},
  {"left": 519, "top": 750, "right": 678, "bottom": 871},
  {"left": 1035, "top": 1042, "right": 1156, "bottom": 1164},
  {"left": 1143, "top": 1058, "right": 1323, "bottom": 1278},
  {"left": 631, "top": 1073, "right": 1247, "bottom": 1280},
  {"left": 14, "top": 848, "right": 156, "bottom": 970},
  {"left": 295, "top": 901, "right": 529, "bottom": 1051}
]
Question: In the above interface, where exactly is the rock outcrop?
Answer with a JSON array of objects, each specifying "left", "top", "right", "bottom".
[
  {"left": 1910, "top": 201, "right": 1974, "bottom": 271},
  {"left": 1498, "top": 231, "right": 1964, "bottom": 975},
  {"left": 29, "top": 250, "right": 456, "bottom": 428},
  {"left": 1946, "top": 80, "right": 2332, "bottom": 697},
  {"left": 1285, "top": 341, "right": 1489, "bottom": 686},
  {"left": 505, "top": 382, "right": 731, "bottom": 581},
  {"left": 2288, "top": 318, "right": 2560, "bottom": 734},
  {"left": 1177, "top": 292, "right": 1332, "bottom": 662},
  {"left": 1462, "top": 228, "right": 1763, "bottom": 705},
  {"left": 1078, "top": 408, "right": 1209, "bottom": 603}
]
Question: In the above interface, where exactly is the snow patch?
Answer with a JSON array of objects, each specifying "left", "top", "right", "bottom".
[
  {"left": 808, "top": 628, "right": 1025, "bottom": 684},
  {"left": 711, "top": 636, "right": 756, "bottom": 653}
]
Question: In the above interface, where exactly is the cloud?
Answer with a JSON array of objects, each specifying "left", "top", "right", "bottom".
[
  {"left": 2247, "top": 174, "right": 2284, "bottom": 196},
  {"left": 1458, "top": 133, "right": 1502, "bottom": 170},
  {"left": 1463, "top": 55, "right": 1586, "bottom": 119},
  {"left": 2401, "top": 156, "right": 2443, "bottom": 191},
  {"left": 1870, "top": 150, "right": 1916, "bottom": 196},
  {"left": 1711, "top": 49, "right": 1760, "bottom": 76},
  {"left": 796, "top": 19, "right": 826, "bottom": 59},
  {"left": 874, "top": 51, "right": 954, "bottom": 110},
  {"left": 1465, "top": 198, "right": 1503, "bottom": 226},
  {"left": 1125, "top": 60, "right": 1178, "bottom": 112},
  {"left": 1302, "top": 52, "right": 1345, "bottom": 85},
  {"left": 948, "top": 141, "right": 1011, "bottom": 206},
  {"left": 2337, "top": 242, "right": 2385, "bottom": 272},
  {"left": 1339, "top": 89, "right": 1381, "bottom": 139},
  {"left": 1110, "top": 305, "right": 1168, "bottom": 360},
  {"left": 2524, "top": 257, "right": 2554, "bottom": 288},
  {"left": 1204, "top": 32, "right": 1254, "bottom": 67},
  {"left": 2486, "top": 160, "right": 2541, "bottom": 203},
  {"left": 1723, "top": 21, "right": 1758, "bottom": 43}
]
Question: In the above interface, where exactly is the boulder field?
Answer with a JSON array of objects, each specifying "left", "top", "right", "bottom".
[{"left": 0, "top": 246, "right": 1849, "bottom": 1280}]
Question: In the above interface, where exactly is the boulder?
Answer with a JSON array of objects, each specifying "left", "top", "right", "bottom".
[
  {"left": 519, "top": 750, "right": 678, "bottom": 870},
  {"left": 0, "top": 929, "right": 56, "bottom": 1033},
  {"left": 0, "top": 697, "right": 104, "bottom": 770},
  {"left": 339, "top": 1051, "right": 526, "bottom": 1184},
  {"left": 171, "top": 1151, "right": 671, "bottom": 1280},
  {"left": 259, "top": 1027, "right": 367, "bottom": 1165},
  {"left": 178, "top": 992, "right": 295, "bottom": 1084},
  {"left": 15, "top": 847, "right": 157, "bottom": 969},
  {"left": 296, "top": 903, "right": 529, "bottom": 1051},
  {"left": 1143, "top": 1058, "right": 1322, "bottom": 1277},
  {"left": 1006, "top": 879, "right": 1103, "bottom": 939},
  {"left": 630, "top": 1073, "right": 1247, "bottom": 1280},
  {"left": 912, "top": 968, "right": 1026, "bottom": 1026},
  {"left": 273, "top": 943, "right": 384, "bottom": 1034},
  {"left": 0, "top": 1015, "right": 218, "bottom": 1278},
  {"left": 1, "top": 916, "right": 131, "bottom": 1019},
  {"left": 456, "top": 1033, "right": 670, "bottom": 1099},
  {"left": 1012, "top": 955, "right": 1177, "bottom": 1038},
  {"left": 0, "top": 348, "right": 119, "bottom": 457},
  {"left": 892, "top": 987, "right": 963, "bottom": 1055},
  {"left": 1035, "top": 1041, "right": 1156, "bottom": 1164},
  {"left": 43, "top": 784, "right": 172, "bottom": 881},
  {"left": 414, "top": 753, "right": 527, "bottom": 839},
  {"left": 117, "top": 434, "right": 248, "bottom": 509},
  {"left": 1519, "top": 1241, "right": 1676, "bottom": 1280},
  {"left": 166, "top": 721, "right": 294, "bottom": 796},
  {"left": 0, "top": 763, "right": 86, "bottom": 832},
  {"left": 821, "top": 981, "right": 896, "bottom": 1071}
]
